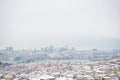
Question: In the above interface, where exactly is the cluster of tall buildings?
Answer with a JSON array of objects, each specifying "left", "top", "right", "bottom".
[
  {"left": 0, "top": 46, "right": 120, "bottom": 63},
  {"left": 0, "top": 46, "right": 75, "bottom": 53}
]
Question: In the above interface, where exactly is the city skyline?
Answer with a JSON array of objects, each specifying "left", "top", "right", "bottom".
[{"left": 0, "top": 0, "right": 120, "bottom": 50}]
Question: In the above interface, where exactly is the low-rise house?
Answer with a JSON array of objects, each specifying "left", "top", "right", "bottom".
[{"left": 39, "top": 75, "right": 55, "bottom": 80}]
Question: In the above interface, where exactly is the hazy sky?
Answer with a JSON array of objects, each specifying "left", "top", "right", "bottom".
[{"left": 0, "top": 0, "right": 120, "bottom": 50}]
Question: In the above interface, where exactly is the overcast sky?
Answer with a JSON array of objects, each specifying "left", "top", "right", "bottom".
[{"left": 0, "top": 0, "right": 120, "bottom": 50}]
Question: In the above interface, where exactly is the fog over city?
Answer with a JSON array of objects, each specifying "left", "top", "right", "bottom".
[
  {"left": 0, "top": 0, "right": 120, "bottom": 50},
  {"left": 1, "top": 1, "right": 120, "bottom": 80}
]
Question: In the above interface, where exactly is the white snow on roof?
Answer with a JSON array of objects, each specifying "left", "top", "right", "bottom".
[{"left": 39, "top": 75, "right": 55, "bottom": 79}]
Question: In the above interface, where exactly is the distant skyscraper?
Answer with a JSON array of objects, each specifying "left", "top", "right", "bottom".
[
  {"left": 6, "top": 46, "right": 14, "bottom": 52},
  {"left": 92, "top": 48, "right": 97, "bottom": 51},
  {"left": 49, "top": 45, "right": 52, "bottom": 51}
]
